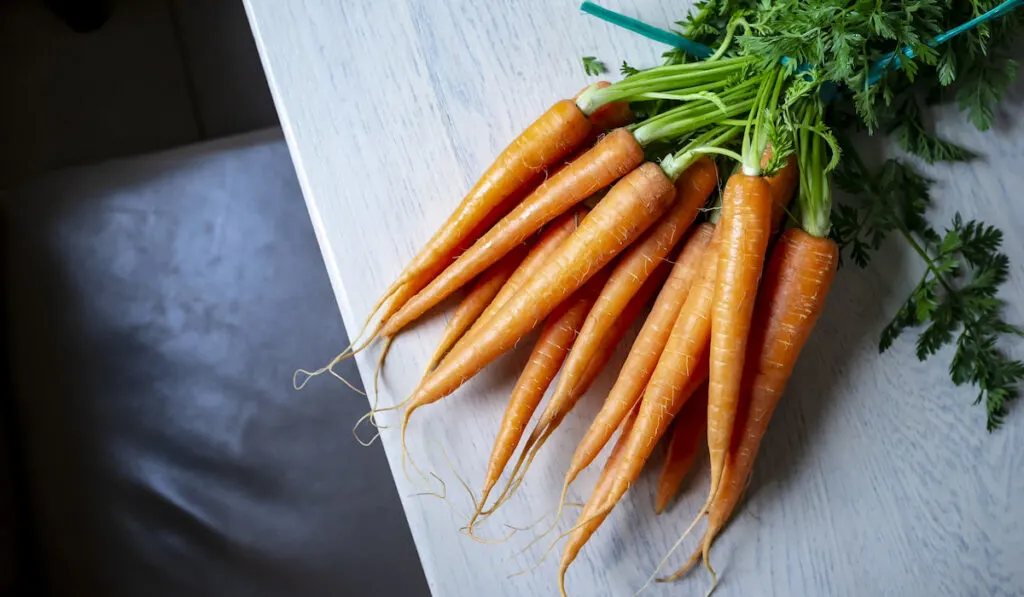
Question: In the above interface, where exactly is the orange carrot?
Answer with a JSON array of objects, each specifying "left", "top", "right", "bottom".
[
  {"left": 470, "top": 268, "right": 612, "bottom": 528},
  {"left": 558, "top": 232, "right": 720, "bottom": 594},
  {"left": 424, "top": 243, "right": 528, "bottom": 373},
  {"left": 562, "top": 223, "right": 714, "bottom": 491},
  {"left": 456, "top": 207, "right": 587, "bottom": 350},
  {"left": 400, "top": 162, "right": 675, "bottom": 468},
  {"left": 662, "top": 228, "right": 838, "bottom": 580},
  {"left": 378, "top": 100, "right": 593, "bottom": 323},
  {"left": 557, "top": 371, "right": 708, "bottom": 595},
  {"left": 581, "top": 400, "right": 641, "bottom": 521},
  {"left": 383, "top": 128, "right": 644, "bottom": 337},
  {"left": 491, "top": 260, "right": 671, "bottom": 512},
  {"left": 544, "top": 157, "right": 716, "bottom": 446},
  {"left": 707, "top": 173, "right": 773, "bottom": 509},
  {"left": 655, "top": 384, "right": 708, "bottom": 514},
  {"left": 602, "top": 402, "right": 641, "bottom": 480},
  {"left": 764, "top": 152, "right": 799, "bottom": 231},
  {"left": 577, "top": 81, "right": 635, "bottom": 133}
]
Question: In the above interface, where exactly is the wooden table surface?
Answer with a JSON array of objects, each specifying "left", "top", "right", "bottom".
[{"left": 243, "top": 1, "right": 1024, "bottom": 595}]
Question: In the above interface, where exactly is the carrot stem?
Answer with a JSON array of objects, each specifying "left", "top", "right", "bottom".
[{"left": 575, "top": 57, "right": 754, "bottom": 114}]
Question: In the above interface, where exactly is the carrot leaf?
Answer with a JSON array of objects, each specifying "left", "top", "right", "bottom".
[
  {"left": 888, "top": 96, "right": 978, "bottom": 163},
  {"left": 582, "top": 56, "right": 607, "bottom": 76}
]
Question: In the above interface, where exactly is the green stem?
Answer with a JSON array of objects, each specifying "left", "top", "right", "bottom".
[
  {"left": 897, "top": 223, "right": 957, "bottom": 296},
  {"left": 794, "top": 101, "right": 833, "bottom": 237},
  {"left": 661, "top": 126, "right": 742, "bottom": 180},
  {"left": 634, "top": 98, "right": 755, "bottom": 146},
  {"left": 706, "top": 16, "right": 749, "bottom": 62},
  {"left": 576, "top": 57, "right": 753, "bottom": 114},
  {"left": 631, "top": 78, "right": 761, "bottom": 145},
  {"left": 691, "top": 146, "right": 744, "bottom": 162},
  {"left": 629, "top": 77, "right": 760, "bottom": 131},
  {"left": 742, "top": 66, "right": 787, "bottom": 175}
]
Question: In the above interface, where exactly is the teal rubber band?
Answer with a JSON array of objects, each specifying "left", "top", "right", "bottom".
[
  {"left": 580, "top": 1, "right": 713, "bottom": 59},
  {"left": 583, "top": 0, "right": 1023, "bottom": 91},
  {"left": 868, "top": 0, "right": 1024, "bottom": 85}
]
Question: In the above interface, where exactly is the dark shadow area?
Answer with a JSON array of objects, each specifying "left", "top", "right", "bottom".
[{"left": 2, "top": 133, "right": 430, "bottom": 597}]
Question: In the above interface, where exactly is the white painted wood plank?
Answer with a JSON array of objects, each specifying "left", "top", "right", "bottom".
[{"left": 243, "top": 1, "right": 1024, "bottom": 595}]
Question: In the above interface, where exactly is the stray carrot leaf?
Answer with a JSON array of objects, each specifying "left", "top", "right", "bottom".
[{"left": 582, "top": 56, "right": 607, "bottom": 76}]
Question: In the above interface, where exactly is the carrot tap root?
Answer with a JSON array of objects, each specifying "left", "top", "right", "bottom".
[{"left": 655, "top": 545, "right": 702, "bottom": 583}]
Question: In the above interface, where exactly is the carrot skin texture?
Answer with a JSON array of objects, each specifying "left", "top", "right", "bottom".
[
  {"left": 655, "top": 384, "right": 708, "bottom": 514},
  {"left": 559, "top": 238, "right": 720, "bottom": 580},
  {"left": 479, "top": 270, "right": 610, "bottom": 503},
  {"left": 535, "top": 259, "right": 671, "bottom": 439},
  {"left": 470, "top": 208, "right": 586, "bottom": 334},
  {"left": 383, "top": 129, "right": 645, "bottom": 337},
  {"left": 376, "top": 175, "right": 540, "bottom": 329},
  {"left": 548, "top": 157, "right": 716, "bottom": 430},
  {"left": 700, "top": 230, "right": 838, "bottom": 563},
  {"left": 441, "top": 208, "right": 585, "bottom": 377},
  {"left": 403, "top": 162, "right": 675, "bottom": 416},
  {"left": 565, "top": 223, "right": 714, "bottom": 487},
  {"left": 388, "top": 100, "right": 592, "bottom": 308},
  {"left": 581, "top": 401, "right": 641, "bottom": 523},
  {"left": 425, "top": 243, "right": 527, "bottom": 372},
  {"left": 763, "top": 153, "right": 799, "bottom": 232},
  {"left": 588, "top": 101, "right": 635, "bottom": 133},
  {"left": 707, "top": 174, "right": 773, "bottom": 502},
  {"left": 491, "top": 260, "right": 670, "bottom": 515},
  {"left": 561, "top": 371, "right": 708, "bottom": 596},
  {"left": 478, "top": 265, "right": 654, "bottom": 519}
]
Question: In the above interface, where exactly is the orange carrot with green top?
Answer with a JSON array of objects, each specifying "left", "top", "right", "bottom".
[
  {"left": 383, "top": 129, "right": 645, "bottom": 337},
  {"left": 657, "top": 98, "right": 839, "bottom": 586},
  {"left": 399, "top": 161, "right": 676, "bottom": 472},
  {"left": 706, "top": 171, "right": 773, "bottom": 506}
]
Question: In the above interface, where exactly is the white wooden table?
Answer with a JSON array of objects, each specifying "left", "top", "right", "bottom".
[{"left": 243, "top": 1, "right": 1024, "bottom": 595}]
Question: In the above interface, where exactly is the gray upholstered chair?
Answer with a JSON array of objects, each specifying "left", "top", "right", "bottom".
[{"left": 1, "top": 130, "right": 429, "bottom": 597}]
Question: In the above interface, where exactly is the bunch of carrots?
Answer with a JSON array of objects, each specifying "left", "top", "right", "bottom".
[{"left": 301, "top": 43, "right": 843, "bottom": 595}]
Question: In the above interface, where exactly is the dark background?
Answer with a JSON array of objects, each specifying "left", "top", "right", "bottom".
[{"left": 1, "top": 2, "right": 430, "bottom": 596}]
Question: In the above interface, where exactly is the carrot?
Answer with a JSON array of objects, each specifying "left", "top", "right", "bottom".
[
  {"left": 491, "top": 259, "right": 671, "bottom": 513},
  {"left": 562, "top": 222, "right": 714, "bottom": 490},
  {"left": 504, "top": 157, "right": 716, "bottom": 502},
  {"left": 473, "top": 207, "right": 587, "bottom": 331},
  {"left": 544, "top": 157, "right": 716, "bottom": 451},
  {"left": 707, "top": 172, "right": 773, "bottom": 512},
  {"left": 579, "top": 400, "right": 641, "bottom": 524},
  {"left": 294, "top": 180, "right": 535, "bottom": 391},
  {"left": 655, "top": 384, "right": 708, "bottom": 514},
  {"left": 661, "top": 228, "right": 838, "bottom": 581},
  {"left": 558, "top": 235, "right": 721, "bottom": 594},
  {"left": 578, "top": 81, "right": 635, "bottom": 133},
  {"left": 469, "top": 268, "right": 612, "bottom": 531},
  {"left": 382, "top": 128, "right": 645, "bottom": 337},
  {"left": 588, "top": 100, "right": 635, "bottom": 133},
  {"left": 766, "top": 153, "right": 799, "bottom": 231},
  {"left": 400, "top": 161, "right": 675, "bottom": 472},
  {"left": 555, "top": 368, "right": 709, "bottom": 595},
  {"left": 434, "top": 206, "right": 586, "bottom": 389},
  {"left": 378, "top": 99, "right": 593, "bottom": 321},
  {"left": 424, "top": 243, "right": 528, "bottom": 373}
]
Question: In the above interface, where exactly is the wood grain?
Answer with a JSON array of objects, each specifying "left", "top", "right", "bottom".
[{"left": 243, "top": 1, "right": 1024, "bottom": 595}]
